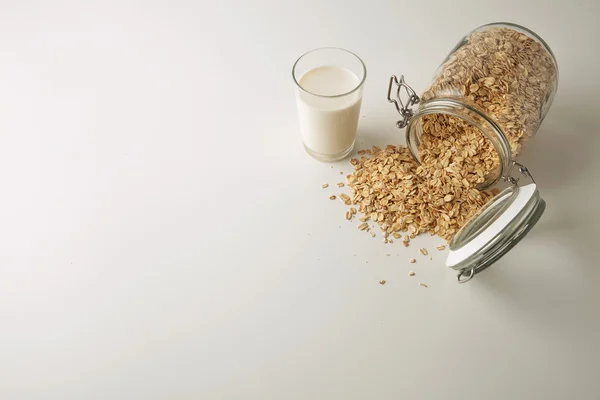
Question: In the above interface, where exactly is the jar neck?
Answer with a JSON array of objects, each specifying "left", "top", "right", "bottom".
[{"left": 405, "top": 98, "right": 513, "bottom": 189}]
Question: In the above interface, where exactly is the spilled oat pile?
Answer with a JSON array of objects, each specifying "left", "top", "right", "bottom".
[
  {"left": 341, "top": 27, "right": 556, "bottom": 242},
  {"left": 348, "top": 145, "right": 495, "bottom": 242}
]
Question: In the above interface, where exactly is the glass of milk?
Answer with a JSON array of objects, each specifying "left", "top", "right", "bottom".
[{"left": 292, "top": 48, "right": 366, "bottom": 161}]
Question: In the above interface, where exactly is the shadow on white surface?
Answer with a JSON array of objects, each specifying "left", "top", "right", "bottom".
[
  {"left": 466, "top": 209, "right": 598, "bottom": 340},
  {"left": 518, "top": 94, "right": 599, "bottom": 191}
]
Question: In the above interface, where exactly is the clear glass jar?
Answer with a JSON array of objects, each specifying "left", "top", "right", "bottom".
[{"left": 387, "top": 22, "right": 558, "bottom": 282}]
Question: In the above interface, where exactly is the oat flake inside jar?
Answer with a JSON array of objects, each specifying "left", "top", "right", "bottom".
[{"left": 387, "top": 22, "right": 558, "bottom": 282}]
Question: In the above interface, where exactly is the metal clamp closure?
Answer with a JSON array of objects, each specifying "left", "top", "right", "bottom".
[
  {"left": 387, "top": 75, "right": 420, "bottom": 129},
  {"left": 504, "top": 162, "right": 536, "bottom": 186}
]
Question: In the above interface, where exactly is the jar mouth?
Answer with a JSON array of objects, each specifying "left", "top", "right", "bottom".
[{"left": 405, "top": 98, "right": 513, "bottom": 190}]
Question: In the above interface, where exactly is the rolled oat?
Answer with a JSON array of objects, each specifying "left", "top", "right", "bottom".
[{"left": 346, "top": 145, "right": 493, "bottom": 241}]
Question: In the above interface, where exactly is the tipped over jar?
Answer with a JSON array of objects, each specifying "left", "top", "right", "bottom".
[{"left": 387, "top": 22, "right": 559, "bottom": 282}]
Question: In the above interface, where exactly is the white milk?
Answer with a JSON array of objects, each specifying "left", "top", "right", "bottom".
[{"left": 296, "top": 66, "right": 363, "bottom": 158}]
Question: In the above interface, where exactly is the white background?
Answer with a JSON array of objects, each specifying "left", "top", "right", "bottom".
[{"left": 1, "top": 1, "right": 599, "bottom": 399}]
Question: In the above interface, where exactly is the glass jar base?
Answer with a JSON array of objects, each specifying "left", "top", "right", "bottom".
[{"left": 303, "top": 142, "right": 355, "bottom": 162}]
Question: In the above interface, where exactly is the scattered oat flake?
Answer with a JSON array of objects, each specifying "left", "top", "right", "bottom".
[
  {"left": 379, "top": 280, "right": 386, "bottom": 285},
  {"left": 329, "top": 195, "right": 336, "bottom": 200},
  {"left": 321, "top": 183, "right": 329, "bottom": 188},
  {"left": 419, "top": 248, "right": 428, "bottom": 256},
  {"left": 345, "top": 211, "right": 352, "bottom": 220},
  {"left": 437, "top": 245, "right": 446, "bottom": 251},
  {"left": 403, "top": 235, "right": 410, "bottom": 243},
  {"left": 402, "top": 242, "right": 409, "bottom": 247},
  {"left": 409, "top": 271, "right": 415, "bottom": 276},
  {"left": 369, "top": 231, "right": 376, "bottom": 237},
  {"left": 419, "top": 283, "right": 428, "bottom": 288},
  {"left": 357, "top": 222, "right": 368, "bottom": 231},
  {"left": 409, "top": 258, "right": 416, "bottom": 264},
  {"left": 392, "top": 233, "right": 401, "bottom": 239},
  {"left": 337, "top": 182, "right": 344, "bottom": 187},
  {"left": 350, "top": 207, "right": 357, "bottom": 215}
]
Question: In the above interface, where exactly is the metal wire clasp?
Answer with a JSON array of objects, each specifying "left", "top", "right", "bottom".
[
  {"left": 387, "top": 75, "right": 420, "bottom": 129},
  {"left": 504, "top": 162, "right": 536, "bottom": 186}
]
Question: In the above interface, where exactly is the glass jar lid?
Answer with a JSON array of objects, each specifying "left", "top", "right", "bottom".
[{"left": 446, "top": 170, "right": 546, "bottom": 283}]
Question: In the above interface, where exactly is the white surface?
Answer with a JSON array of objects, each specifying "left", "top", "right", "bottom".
[
  {"left": 446, "top": 184, "right": 537, "bottom": 268},
  {"left": 1, "top": 1, "right": 599, "bottom": 399},
  {"left": 296, "top": 65, "right": 362, "bottom": 155}
]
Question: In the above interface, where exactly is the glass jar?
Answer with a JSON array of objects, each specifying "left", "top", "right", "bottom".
[{"left": 387, "top": 22, "right": 558, "bottom": 282}]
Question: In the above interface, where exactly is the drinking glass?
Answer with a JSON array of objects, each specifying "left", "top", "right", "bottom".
[{"left": 292, "top": 48, "right": 366, "bottom": 161}]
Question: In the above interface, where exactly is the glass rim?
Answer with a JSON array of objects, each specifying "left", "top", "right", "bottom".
[{"left": 292, "top": 47, "right": 367, "bottom": 99}]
